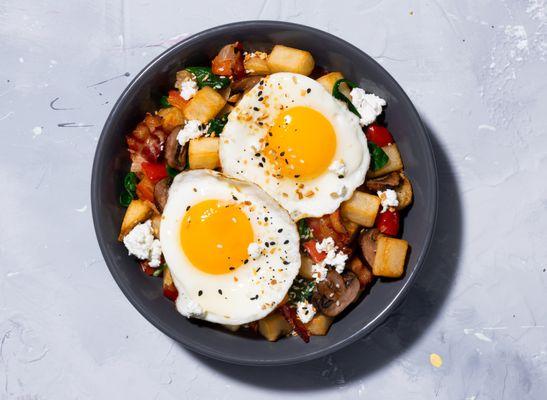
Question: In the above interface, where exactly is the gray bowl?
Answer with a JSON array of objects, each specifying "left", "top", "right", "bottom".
[{"left": 91, "top": 21, "right": 437, "bottom": 366}]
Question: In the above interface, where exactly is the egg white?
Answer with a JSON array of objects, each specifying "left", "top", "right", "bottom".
[
  {"left": 219, "top": 72, "right": 370, "bottom": 220},
  {"left": 160, "top": 170, "right": 300, "bottom": 325}
]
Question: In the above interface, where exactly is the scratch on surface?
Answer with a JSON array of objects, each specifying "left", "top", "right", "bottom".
[
  {"left": 257, "top": 0, "right": 269, "bottom": 18},
  {"left": 87, "top": 72, "right": 130, "bottom": 88},
  {"left": 21, "top": 348, "right": 49, "bottom": 364},
  {"left": 57, "top": 122, "right": 94, "bottom": 128},
  {"left": 431, "top": 0, "right": 461, "bottom": 38},
  {"left": 75, "top": 205, "right": 87, "bottom": 212},
  {"left": 0, "top": 111, "right": 14, "bottom": 121},
  {"left": 49, "top": 97, "right": 77, "bottom": 111}
]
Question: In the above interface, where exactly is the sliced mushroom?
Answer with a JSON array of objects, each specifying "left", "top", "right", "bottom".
[
  {"left": 348, "top": 257, "right": 374, "bottom": 289},
  {"left": 175, "top": 70, "right": 195, "bottom": 91},
  {"left": 312, "top": 270, "right": 360, "bottom": 317},
  {"left": 359, "top": 228, "right": 381, "bottom": 267},
  {"left": 365, "top": 171, "right": 401, "bottom": 192},
  {"left": 164, "top": 127, "right": 187, "bottom": 170},
  {"left": 230, "top": 76, "right": 261, "bottom": 93},
  {"left": 154, "top": 177, "right": 171, "bottom": 212}
]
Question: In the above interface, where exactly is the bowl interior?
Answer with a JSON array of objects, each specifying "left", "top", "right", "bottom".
[{"left": 92, "top": 21, "right": 437, "bottom": 365}]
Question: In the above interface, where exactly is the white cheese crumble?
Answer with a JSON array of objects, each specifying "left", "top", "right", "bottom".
[
  {"left": 177, "top": 120, "right": 207, "bottom": 145},
  {"left": 123, "top": 220, "right": 162, "bottom": 267},
  {"left": 350, "top": 87, "right": 386, "bottom": 126},
  {"left": 296, "top": 300, "right": 316, "bottom": 324},
  {"left": 329, "top": 159, "right": 347, "bottom": 177},
  {"left": 311, "top": 237, "right": 349, "bottom": 277},
  {"left": 176, "top": 287, "right": 205, "bottom": 318},
  {"left": 247, "top": 242, "right": 263, "bottom": 260},
  {"left": 378, "top": 189, "right": 399, "bottom": 212},
  {"left": 179, "top": 79, "right": 198, "bottom": 100}
]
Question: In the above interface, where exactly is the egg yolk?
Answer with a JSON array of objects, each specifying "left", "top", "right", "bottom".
[
  {"left": 180, "top": 199, "right": 254, "bottom": 275},
  {"left": 265, "top": 106, "right": 336, "bottom": 180}
]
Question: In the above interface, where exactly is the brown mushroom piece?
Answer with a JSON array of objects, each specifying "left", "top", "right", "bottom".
[
  {"left": 364, "top": 171, "right": 401, "bottom": 192},
  {"left": 154, "top": 177, "right": 171, "bottom": 212},
  {"left": 359, "top": 228, "right": 381, "bottom": 267},
  {"left": 312, "top": 270, "right": 360, "bottom": 317},
  {"left": 164, "top": 127, "right": 187, "bottom": 170},
  {"left": 348, "top": 257, "right": 374, "bottom": 289},
  {"left": 230, "top": 76, "right": 262, "bottom": 93}
]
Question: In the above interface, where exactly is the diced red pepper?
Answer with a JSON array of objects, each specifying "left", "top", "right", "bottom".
[
  {"left": 140, "top": 260, "right": 156, "bottom": 276},
  {"left": 141, "top": 162, "right": 168, "bottom": 183},
  {"left": 366, "top": 124, "right": 394, "bottom": 147},
  {"left": 167, "top": 90, "right": 189, "bottom": 111},
  {"left": 375, "top": 209, "right": 400, "bottom": 236},
  {"left": 303, "top": 240, "right": 326, "bottom": 263},
  {"left": 136, "top": 176, "right": 155, "bottom": 203},
  {"left": 163, "top": 284, "right": 178, "bottom": 301},
  {"left": 279, "top": 304, "right": 310, "bottom": 343}
]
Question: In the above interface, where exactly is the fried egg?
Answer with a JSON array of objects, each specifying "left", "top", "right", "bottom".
[
  {"left": 160, "top": 170, "right": 300, "bottom": 325},
  {"left": 219, "top": 72, "right": 370, "bottom": 220}
]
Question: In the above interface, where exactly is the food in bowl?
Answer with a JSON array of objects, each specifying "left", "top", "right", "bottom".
[{"left": 117, "top": 42, "right": 413, "bottom": 342}]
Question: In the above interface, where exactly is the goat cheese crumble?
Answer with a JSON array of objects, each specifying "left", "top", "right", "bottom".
[
  {"left": 329, "top": 159, "right": 347, "bottom": 177},
  {"left": 296, "top": 300, "right": 316, "bottom": 323},
  {"left": 176, "top": 286, "right": 205, "bottom": 318},
  {"left": 312, "top": 237, "right": 349, "bottom": 277},
  {"left": 123, "top": 220, "right": 162, "bottom": 267},
  {"left": 311, "top": 263, "right": 329, "bottom": 282},
  {"left": 179, "top": 79, "right": 198, "bottom": 100},
  {"left": 177, "top": 120, "right": 207, "bottom": 145},
  {"left": 350, "top": 87, "right": 386, "bottom": 126},
  {"left": 378, "top": 189, "right": 399, "bottom": 212}
]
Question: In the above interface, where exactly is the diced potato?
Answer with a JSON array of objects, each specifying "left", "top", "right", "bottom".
[
  {"left": 258, "top": 311, "right": 291, "bottom": 341},
  {"left": 306, "top": 314, "right": 334, "bottom": 336},
  {"left": 118, "top": 199, "right": 153, "bottom": 240},
  {"left": 396, "top": 174, "right": 413, "bottom": 210},
  {"left": 267, "top": 45, "right": 315, "bottom": 76},
  {"left": 342, "top": 218, "right": 361, "bottom": 240},
  {"left": 316, "top": 72, "right": 350, "bottom": 97},
  {"left": 188, "top": 137, "right": 220, "bottom": 170},
  {"left": 341, "top": 191, "right": 380, "bottom": 227},
  {"left": 372, "top": 236, "right": 409, "bottom": 278},
  {"left": 299, "top": 254, "right": 314, "bottom": 280},
  {"left": 150, "top": 213, "right": 161, "bottom": 238},
  {"left": 223, "top": 324, "right": 240, "bottom": 332},
  {"left": 183, "top": 87, "right": 226, "bottom": 123},
  {"left": 367, "top": 144, "right": 404, "bottom": 178},
  {"left": 158, "top": 107, "right": 185, "bottom": 133},
  {"left": 244, "top": 56, "right": 270, "bottom": 76}
]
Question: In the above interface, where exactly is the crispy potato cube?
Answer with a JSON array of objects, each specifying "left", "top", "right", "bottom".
[
  {"left": 372, "top": 236, "right": 409, "bottom": 278},
  {"left": 188, "top": 137, "right": 220, "bottom": 170},
  {"left": 158, "top": 107, "right": 185, "bottom": 133},
  {"left": 341, "top": 191, "right": 380, "bottom": 227},
  {"left": 183, "top": 87, "right": 226, "bottom": 123},
  {"left": 150, "top": 213, "right": 161, "bottom": 238},
  {"left": 299, "top": 254, "right": 314, "bottom": 280},
  {"left": 244, "top": 57, "right": 270, "bottom": 76},
  {"left": 316, "top": 72, "right": 350, "bottom": 97},
  {"left": 258, "top": 311, "right": 291, "bottom": 341},
  {"left": 267, "top": 45, "right": 315, "bottom": 76},
  {"left": 368, "top": 144, "right": 404, "bottom": 178},
  {"left": 306, "top": 314, "right": 334, "bottom": 336},
  {"left": 118, "top": 199, "right": 153, "bottom": 240},
  {"left": 342, "top": 218, "right": 361, "bottom": 240},
  {"left": 396, "top": 174, "right": 413, "bottom": 210}
]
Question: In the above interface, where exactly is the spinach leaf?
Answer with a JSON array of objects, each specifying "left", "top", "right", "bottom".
[
  {"left": 186, "top": 66, "right": 230, "bottom": 90},
  {"left": 153, "top": 264, "right": 167, "bottom": 277},
  {"left": 159, "top": 95, "right": 171, "bottom": 108},
  {"left": 298, "top": 219, "right": 312, "bottom": 240},
  {"left": 288, "top": 277, "right": 316, "bottom": 304},
  {"left": 120, "top": 172, "right": 138, "bottom": 207},
  {"left": 332, "top": 79, "right": 361, "bottom": 118},
  {"left": 166, "top": 165, "right": 179, "bottom": 178},
  {"left": 368, "top": 142, "right": 389, "bottom": 171},
  {"left": 207, "top": 114, "right": 228, "bottom": 136}
]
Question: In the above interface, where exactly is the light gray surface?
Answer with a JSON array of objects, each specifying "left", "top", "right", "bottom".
[{"left": 0, "top": 0, "right": 546, "bottom": 398}]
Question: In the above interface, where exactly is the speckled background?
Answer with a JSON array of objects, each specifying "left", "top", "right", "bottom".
[{"left": 1, "top": 0, "right": 546, "bottom": 399}]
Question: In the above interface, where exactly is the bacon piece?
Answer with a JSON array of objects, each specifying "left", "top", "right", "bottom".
[
  {"left": 307, "top": 211, "right": 351, "bottom": 252},
  {"left": 126, "top": 114, "right": 168, "bottom": 167},
  {"left": 279, "top": 304, "right": 310, "bottom": 343},
  {"left": 212, "top": 42, "right": 246, "bottom": 79}
]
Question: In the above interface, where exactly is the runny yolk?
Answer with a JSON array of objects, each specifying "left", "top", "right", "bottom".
[
  {"left": 180, "top": 199, "right": 254, "bottom": 275},
  {"left": 265, "top": 106, "right": 337, "bottom": 180}
]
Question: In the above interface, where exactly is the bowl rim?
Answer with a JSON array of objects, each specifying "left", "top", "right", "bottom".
[{"left": 91, "top": 20, "right": 438, "bottom": 366}]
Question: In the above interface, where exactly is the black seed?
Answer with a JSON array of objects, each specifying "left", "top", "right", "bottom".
[
  {"left": 229, "top": 267, "right": 235, "bottom": 270},
  {"left": 284, "top": 240, "right": 289, "bottom": 244},
  {"left": 232, "top": 195, "right": 238, "bottom": 201},
  {"left": 278, "top": 228, "right": 283, "bottom": 233},
  {"left": 257, "top": 90, "right": 263, "bottom": 96},
  {"left": 250, "top": 295, "right": 259, "bottom": 300},
  {"left": 253, "top": 107, "right": 259, "bottom": 111},
  {"left": 258, "top": 97, "right": 264, "bottom": 102},
  {"left": 306, "top": 88, "right": 311, "bottom": 93},
  {"left": 280, "top": 151, "right": 285, "bottom": 156},
  {"left": 198, "top": 290, "right": 203, "bottom": 296},
  {"left": 218, "top": 289, "right": 223, "bottom": 295},
  {"left": 265, "top": 242, "right": 270, "bottom": 248},
  {"left": 255, "top": 153, "right": 260, "bottom": 157},
  {"left": 186, "top": 206, "right": 191, "bottom": 211},
  {"left": 258, "top": 162, "right": 264, "bottom": 167}
]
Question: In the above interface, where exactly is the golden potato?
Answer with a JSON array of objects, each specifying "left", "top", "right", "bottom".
[
  {"left": 316, "top": 72, "right": 350, "bottom": 97},
  {"left": 341, "top": 191, "right": 381, "bottom": 227},
  {"left": 183, "top": 87, "right": 226, "bottom": 123},
  {"left": 118, "top": 199, "right": 153, "bottom": 240},
  {"left": 244, "top": 56, "right": 270, "bottom": 76},
  {"left": 258, "top": 311, "right": 291, "bottom": 341},
  {"left": 306, "top": 314, "right": 334, "bottom": 336},
  {"left": 372, "top": 236, "right": 409, "bottom": 278},
  {"left": 150, "top": 213, "right": 161, "bottom": 238},
  {"left": 299, "top": 254, "right": 314, "bottom": 280},
  {"left": 367, "top": 144, "right": 404, "bottom": 178},
  {"left": 267, "top": 45, "right": 315, "bottom": 76},
  {"left": 158, "top": 107, "right": 185, "bottom": 133},
  {"left": 188, "top": 137, "right": 220, "bottom": 170},
  {"left": 396, "top": 174, "right": 413, "bottom": 210}
]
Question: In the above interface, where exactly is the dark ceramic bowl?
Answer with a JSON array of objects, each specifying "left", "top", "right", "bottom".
[{"left": 91, "top": 21, "right": 437, "bottom": 366}]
